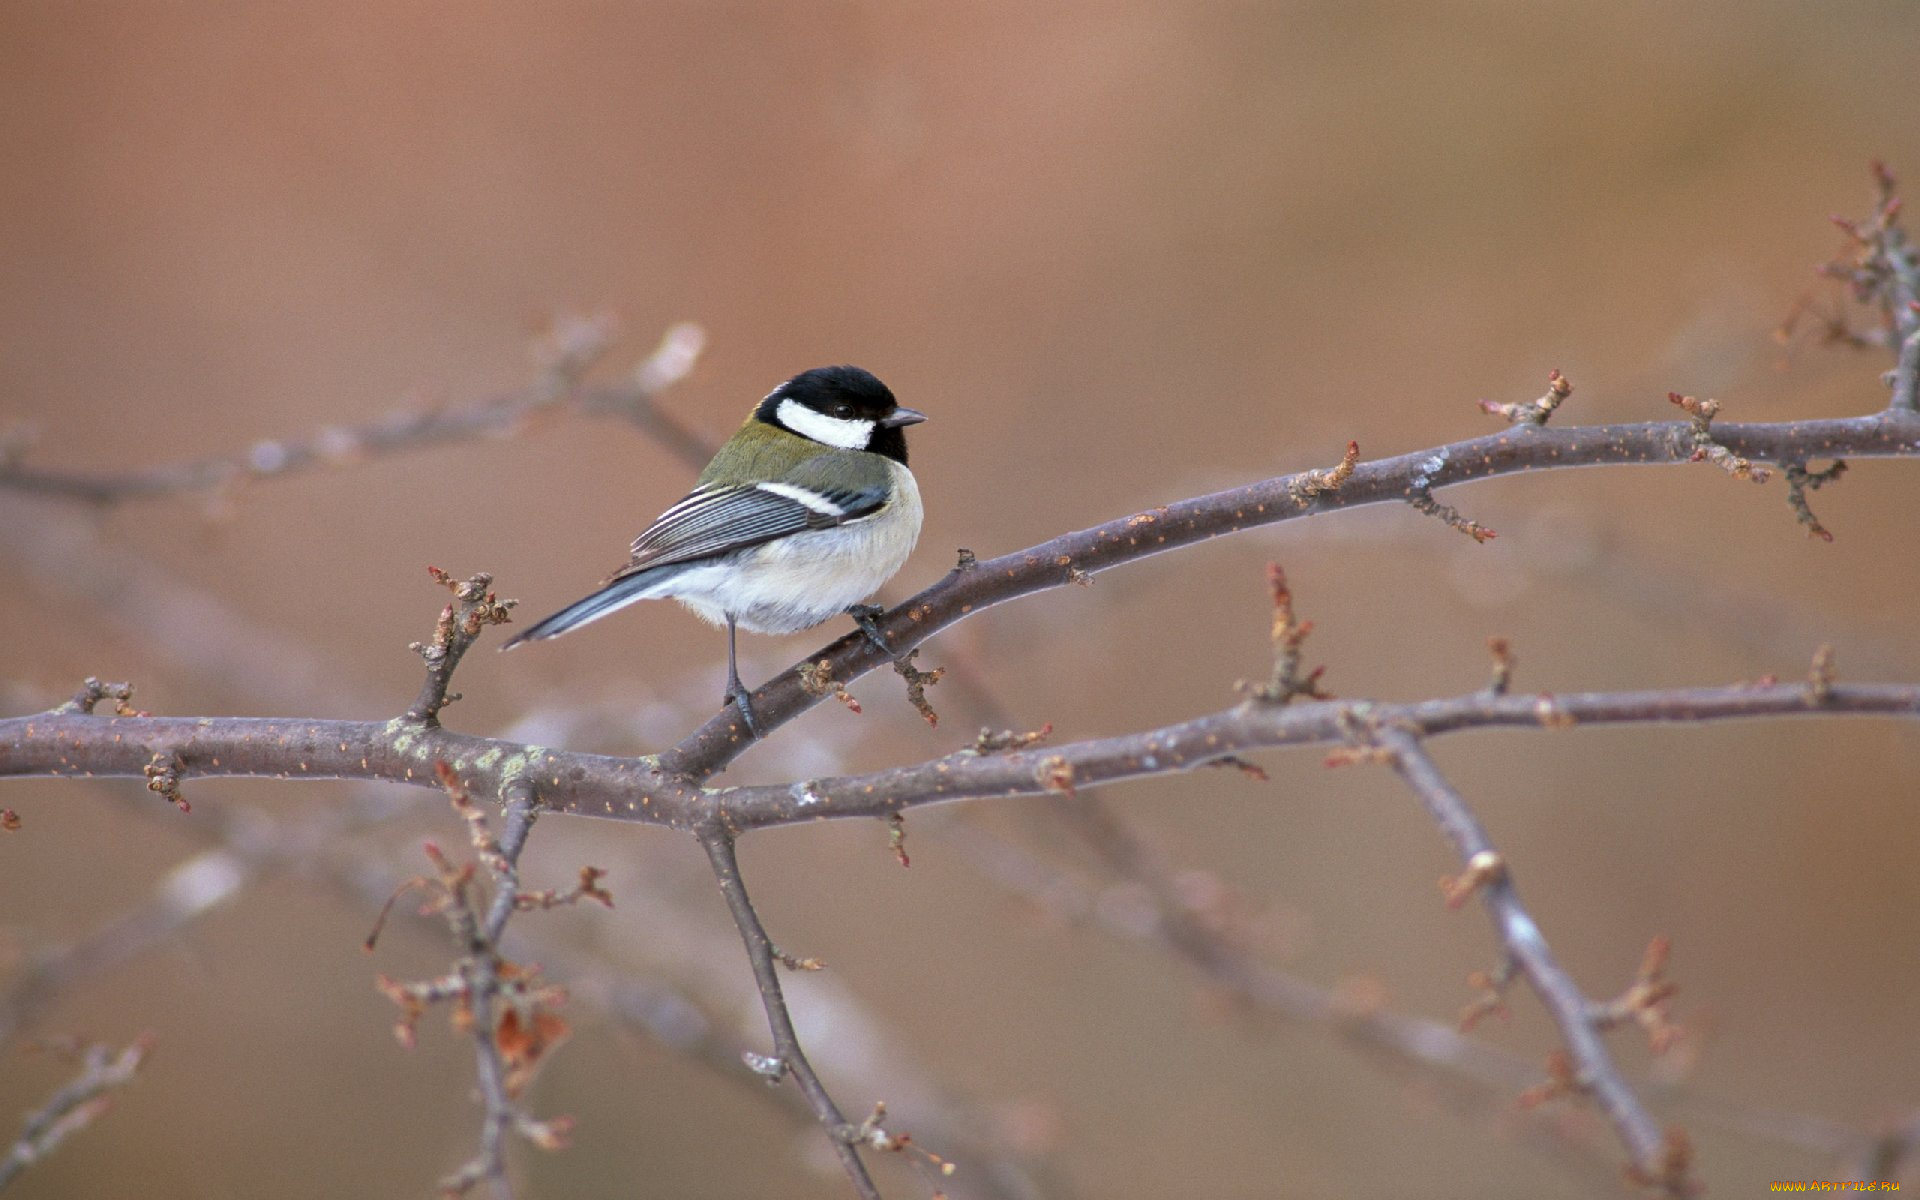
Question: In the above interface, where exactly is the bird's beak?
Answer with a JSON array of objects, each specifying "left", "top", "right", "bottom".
[{"left": 880, "top": 407, "right": 928, "bottom": 429}]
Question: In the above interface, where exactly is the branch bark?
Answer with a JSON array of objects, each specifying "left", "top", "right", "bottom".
[
  {"left": 700, "top": 828, "right": 881, "bottom": 1200},
  {"left": 660, "top": 408, "right": 1920, "bottom": 778},
  {"left": 5, "top": 683, "right": 1916, "bottom": 829}
]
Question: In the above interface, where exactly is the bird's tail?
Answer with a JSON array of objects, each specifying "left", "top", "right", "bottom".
[{"left": 500, "top": 564, "right": 690, "bottom": 650}]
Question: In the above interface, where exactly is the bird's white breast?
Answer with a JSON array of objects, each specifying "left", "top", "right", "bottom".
[{"left": 665, "top": 461, "right": 923, "bottom": 635}]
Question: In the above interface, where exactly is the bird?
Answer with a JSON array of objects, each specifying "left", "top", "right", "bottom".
[{"left": 502, "top": 365, "right": 926, "bottom": 738}]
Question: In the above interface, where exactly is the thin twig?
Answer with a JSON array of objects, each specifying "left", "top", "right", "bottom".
[
  {"left": 375, "top": 773, "right": 577, "bottom": 1199},
  {"left": 405, "top": 569, "right": 516, "bottom": 726},
  {"left": 451, "top": 780, "right": 544, "bottom": 1200},
  {"left": 697, "top": 828, "right": 881, "bottom": 1200},
  {"left": 0, "top": 1036, "right": 153, "bottom": 1191},
  {"left": 0, "top": 320, "right": 707, "bottom": 503}
]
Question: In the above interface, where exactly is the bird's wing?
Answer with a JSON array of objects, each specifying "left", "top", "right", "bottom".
[{"left": 608, "top": 478, "right": 888, "bottom": 580}]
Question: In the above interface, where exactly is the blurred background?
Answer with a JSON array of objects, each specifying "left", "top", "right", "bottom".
[{"left": 3, "top": 3, "right": 1918, "bottom": 1198}]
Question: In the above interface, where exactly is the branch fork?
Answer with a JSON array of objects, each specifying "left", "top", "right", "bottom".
[
  {"left": 365, "top": 769, "right": 587, "bottom": 1199},
  {"left": 1669, "top": 392, "right": 1770, "bottom": 482},
  {"left": 1480, "top": 369, "right": 1573, "bottom": 427}
]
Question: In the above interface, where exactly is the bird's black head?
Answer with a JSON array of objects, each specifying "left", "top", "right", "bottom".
[{"left": 755, "top": 365, "right": 926, "bottom": 464}]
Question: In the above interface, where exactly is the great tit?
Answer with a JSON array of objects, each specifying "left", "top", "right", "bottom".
[{"left": 503, "top": 365, "right": 927, "bottom": 736}]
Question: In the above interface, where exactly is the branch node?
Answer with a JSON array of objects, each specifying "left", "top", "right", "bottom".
[
  {"left": 952, "top": 547, "right": 978, "bottom": 571},
  {"left": 1439, "top": 850, "right": 1507, "bottom": 909},
  {"left": 892, "top": 649, "right": 945, "bottom": 726},
  {"left": 1237, "top": 564, "right": 1332, "bottom": 703},
  {"left": 1591, "top": 936, "right": 1684, "bottom": 1055},
  {"left": 1669, "top": 392, "right": 1771, "bottom": 482},
  {"left": 1289, "top": 440, "right": 1360, "bottom": 504},
  {"left": 515, "top": 1113, "right": 576, "bottom": 1153},
  {"left": 1323, "top": 705, "right": 1394, "bottom": 768},
  {"left": 143, "top": 752, "right": 190, "bottom": 813},
  {"left": 1459, "top": 959, "right": 1519, "bottom": 1032},
  {"left": 886, "top": 813, "right": 911, "bottom": 868},
  {"left": 972, "top": 723, "right": 1052, "bottom": 754},
  {"left": 1516, "top": 1048, "right": 1587, "bottom": 1109},
  {"left": 1623, "top": 1127, "right": 1702, "bottom": 1198},
  {"left": 1405, "top": 449, "right": 1497, "bottom": 540},
  {"left": 1205, "top": 754, "right": 1270, "bottom": 782},
  {"left": 1036, "top": 755, "right": 1076, "bottom": 797},
  {"left": 798, "top": 659, "right": 862, "bottom": 714},
  {"left": 405, "top": 567, "right": 517, "bottom": 725},
  {"left": 630, "top": 320, "right": 706, "bottom": 395},
  {"left": 1480, "top": 369, "right": 1573, "bottom": 427},
  {"left": 1784, "top": 459, "right": 1847, "bottom": 541},
  {"left": 1485, "top": 637, "right": 1516, "bottom": 695},
  {"left": 1807, "top": 644, "right": 1837, "bottom": 705},
  {"left": 847, "top": 1102, "right": 959, "bottom": 1189},
  {"left": 1533, "top": 694, "right": 1577, "bottom": 729},
  {"left": 741, "top": 1051, "right": 789, "bottom": 1082},
  {"left": 773, "top": 945, "right": 825, "bottom": 973},
  {"left": 514, "top": 866, "right": 615, "bottom": 913},
  {"left": 53, "top": 678, "right": 142, "bottom": 717}
]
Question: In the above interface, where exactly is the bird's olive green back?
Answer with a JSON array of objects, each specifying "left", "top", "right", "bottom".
[{"left": 696, "top": 421, "right": 896, "bottom": 494}]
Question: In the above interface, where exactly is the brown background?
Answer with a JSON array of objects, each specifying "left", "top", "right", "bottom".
[{"left": 2, "top": 3, "right": 1918, "bottom": 1198}]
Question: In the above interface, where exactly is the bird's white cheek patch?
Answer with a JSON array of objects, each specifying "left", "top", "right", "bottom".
[{"left": 776, "top": 398, "right": 874, "bottom": 449}]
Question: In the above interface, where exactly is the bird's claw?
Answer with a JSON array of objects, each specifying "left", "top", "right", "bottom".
[
  {"left": 846, "top": 604, "right": 893, "bottom": 657},
  {"left": 725, "top": 688, "right": 764, "bottom": 739}
]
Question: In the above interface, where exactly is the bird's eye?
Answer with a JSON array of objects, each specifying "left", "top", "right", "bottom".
[{"left": 832, "top": 404, "right": 854, "bottom": 419}]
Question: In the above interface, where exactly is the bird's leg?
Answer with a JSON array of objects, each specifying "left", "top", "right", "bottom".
[
  {"left": 846, "top": 603, "right": 895, "bottom": 657},
  {"left": 723, "top": 615, "right": 762, "bottom": 738}
]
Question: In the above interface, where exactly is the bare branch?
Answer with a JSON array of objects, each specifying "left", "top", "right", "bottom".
[
  {"left": 1480, "top": 369, "right": 1573, "bottom": 427},
  {"left": 0, "top": 319, "right": 707, "bottom": 503},
  {"left": 4, "top": 680, "right": 1917, "bottom": 829},
  {"left": 698, "top": 828, "right": 881, "bottom": 1200},
  {"left": 371, "top": 773, "right": 578, "bottom": 1200},
  {"left": 405, "top": 569, "right": 517, "bottom": 726},
  {"left": 1372, "top": 728, "right": 1692, "bottom": 1194},
  {"left": 660, "top": 406, "right": 1920, "bottom": 778},
  {"left": 711, "top": 679, "right": 1918, "bottom": 827},
  {"left": 1822, "top": 163, "right": 1919, "bottom": 411},
  {"left": 51, "top": 678, "right": 140, "bottom": 717},
  {"left": 5, "top": 174, "right": 1920, "bottom": 1199},
  {"left": 0, "top": 1036, "right": 153, "bottom": 1191}
]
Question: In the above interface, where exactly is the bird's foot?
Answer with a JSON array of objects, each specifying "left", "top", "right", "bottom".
[
  {"left": 846, "top": 604, "right": 894, "bottom": 657},
  {"left": 724, "top": 686, "right": 763, "bottom": 739}
]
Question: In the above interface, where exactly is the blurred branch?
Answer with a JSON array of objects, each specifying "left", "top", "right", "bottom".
[
  {"left": 0, "top": 319, "right": 709, "bottom": 503},
  {"left": 0, "top": 779, "right": 1057, "bottom": 1200},
  {"left": 0, "top": 1035, "right": 152, "bottom": 1192},
  {"left": 939, "top": 813, "right": 1877, "bottom": 1179},
  {"left": 1373, "top": 727, "right": 1688, "bottom": 1194},
  {"left": 1817, "top": 163, "right": 1919, "bottom": 412}
]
